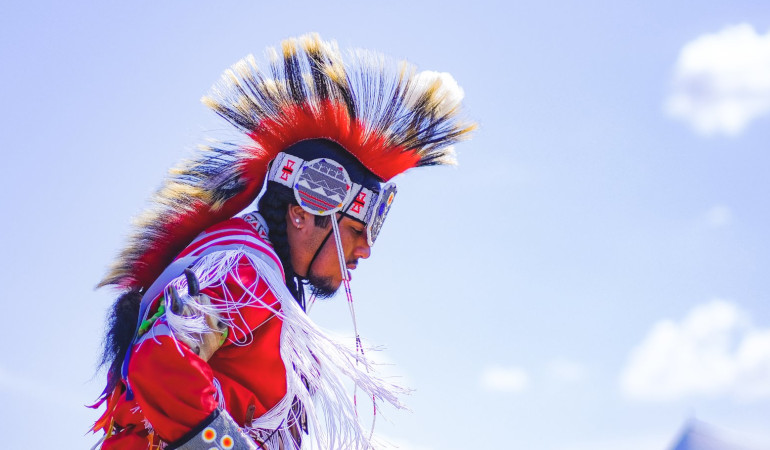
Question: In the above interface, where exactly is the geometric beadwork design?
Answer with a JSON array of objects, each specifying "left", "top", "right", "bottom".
[
  {"left": 293, "top": 158, "right": 352, "bottom": 216},
  {"left": 268, "top": 153, "right": 303, "bottom": 189},
  {"left": 343, "top": 184, "right": 376, "bottom": 224},
  {"left": 367, "top": 182, "right": 397, "bottom": 246},
  {"left": 184, "top": 410, "right": 257, "bottom": 449}
]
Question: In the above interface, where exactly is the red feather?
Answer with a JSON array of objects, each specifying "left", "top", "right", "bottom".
[
  {"left": 248, "top": 101, "right": 420, "bottom": 182},
  {"left": 124, "top": 100, "right": 417, "bottom": 290}
]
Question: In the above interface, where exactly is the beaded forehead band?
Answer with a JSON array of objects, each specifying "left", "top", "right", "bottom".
[{"left": 268, "top": 152, "right": 397, "bottom": 247}]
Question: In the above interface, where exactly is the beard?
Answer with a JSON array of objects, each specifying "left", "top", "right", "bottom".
[{"left": 307, "top": 273, "right": 339, "bottom": 299}]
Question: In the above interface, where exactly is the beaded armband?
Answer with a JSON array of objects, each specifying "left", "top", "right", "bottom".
[{"left": 167, "top": 409, "right": 257, "bottom": 450}]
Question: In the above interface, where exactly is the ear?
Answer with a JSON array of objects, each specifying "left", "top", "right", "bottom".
[{"left": 287, "top": 205, "right": 311, "bottom": 230}]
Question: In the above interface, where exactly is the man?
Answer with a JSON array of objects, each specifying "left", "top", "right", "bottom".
[{"left": 92, "top": 34, "right": 474, "bottom": 449}]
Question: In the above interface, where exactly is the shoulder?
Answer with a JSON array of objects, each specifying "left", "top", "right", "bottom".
[{"left": 177, "top": 217, "right": 284, "bottom": 279}]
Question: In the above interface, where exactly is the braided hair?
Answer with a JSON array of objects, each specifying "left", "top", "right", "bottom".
[
  {"left": 257, "top": 183, "right": 301, "bottom": 301},
  {"left": 257, "top": 182, "right": 331, "bottom": 309}
]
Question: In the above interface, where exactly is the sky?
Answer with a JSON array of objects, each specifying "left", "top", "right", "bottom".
[{"left": 1, "top": 1, "right": 769, "bottom": 449}]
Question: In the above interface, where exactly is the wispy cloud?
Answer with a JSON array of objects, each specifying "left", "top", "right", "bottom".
[
  {"left": 705, "top": 204, "right": 733, "bottom": 228},
  {"left": 620, "top": 299, "right": 770, "bottom": 401},
  {"left": 479, "top": 366, "right": 530, "bottom": 393},
  {"left": 665, "top": 24, "right": 770, "bottom": 136}
]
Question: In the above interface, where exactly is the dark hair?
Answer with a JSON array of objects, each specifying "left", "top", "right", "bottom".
[
  {"left": 99, "top": 289, "right": 142, "bottom": 392},
  {"left": 257, "top": 182, "right": 330, "bottom": 307}
]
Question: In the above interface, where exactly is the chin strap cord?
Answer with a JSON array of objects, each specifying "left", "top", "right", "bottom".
[{"left": 329, "top": 217, "right": 377, "bottom": 440}]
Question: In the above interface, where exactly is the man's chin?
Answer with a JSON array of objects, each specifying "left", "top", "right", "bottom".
[{"left": 307, "top": 274, "right": 340, "bottom": 299}]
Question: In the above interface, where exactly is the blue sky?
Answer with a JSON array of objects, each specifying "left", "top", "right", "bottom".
[{"left": 1, "top": 1, "right": 770, "bottom": 448}]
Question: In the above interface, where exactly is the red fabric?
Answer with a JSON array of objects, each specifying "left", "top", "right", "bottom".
[
  {"left": 101, "top": 429, "right": 157, "bottom": 450},
  {"left": 99, "top": 219, "right": 288, "bottom": 448},
  {"left": 129, "top": 335, "right": 219, "bottom": 442}
]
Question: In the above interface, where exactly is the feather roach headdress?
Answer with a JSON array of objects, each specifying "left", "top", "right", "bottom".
[{"left": 99, "top": 33, "right": 475, "bottom": 290}]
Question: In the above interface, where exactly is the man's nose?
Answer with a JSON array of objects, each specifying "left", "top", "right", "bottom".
[{"left": 357, "top": 240, "right": 372, "bottom": 260}]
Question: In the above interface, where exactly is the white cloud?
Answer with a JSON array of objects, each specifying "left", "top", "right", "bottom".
[
  {"left": 480, "top": 366, "right": 530, "bottom": 393},
  {"left": 620, "top": 299, "right": 770, "bottom": 401},
  {"left": 665, "top": 24, "right": 770, "bottom": 136},
  {"left": 705, "top": 204, "right": 733, "bottom": 228}
]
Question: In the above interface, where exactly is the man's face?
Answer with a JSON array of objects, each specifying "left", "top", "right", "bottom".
[{"left": 289, "top": 210, "right": 372, "bottom": 298}]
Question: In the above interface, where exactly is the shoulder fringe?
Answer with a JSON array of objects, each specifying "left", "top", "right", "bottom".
[{"left": 166, "top": 249, "right": 407, "bottom": 449}]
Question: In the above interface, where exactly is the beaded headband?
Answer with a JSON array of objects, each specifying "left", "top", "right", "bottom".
[{"left": 267, "top": 151, "right": 397, "bottom": 246}]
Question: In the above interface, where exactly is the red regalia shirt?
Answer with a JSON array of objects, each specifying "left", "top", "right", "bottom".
[{"left": 94, "top": 217, "right": 288, "bottom": 449}]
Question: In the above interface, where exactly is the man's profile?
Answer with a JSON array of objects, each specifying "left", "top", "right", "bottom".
[{"left": 91, "top": 33, "right": 474, "bottom": 449}]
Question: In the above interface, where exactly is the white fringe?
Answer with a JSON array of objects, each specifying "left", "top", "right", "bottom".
[
  {"left": 142, "top": 417, "right": 155, "bottom": 435},
  {"left": 165, "top": 249, "right": 407, "bottom": 449},
  {"left": 213, "top": 377, "right": 227, "bottom": 411}
]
